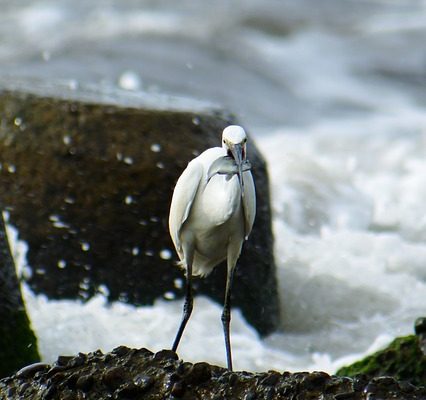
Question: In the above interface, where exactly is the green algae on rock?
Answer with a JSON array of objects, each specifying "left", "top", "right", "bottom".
[{"left": 336, "top": 333, "right": 426, "bottom": 388}]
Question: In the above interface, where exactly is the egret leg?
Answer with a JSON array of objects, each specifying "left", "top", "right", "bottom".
[
  {"left": 221, "top": 264, "right": 236, "bottom": 371},
  {"left": 172, "top": 259, "right": 193, "bottom": 352}
]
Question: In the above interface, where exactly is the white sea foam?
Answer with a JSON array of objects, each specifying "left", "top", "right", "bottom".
[{"left": 255, "top": 112, "right": 426, "bottom": 369}]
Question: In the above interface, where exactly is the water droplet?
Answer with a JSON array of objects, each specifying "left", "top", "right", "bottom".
[
  {"left": 14, "top": 117, "right": 22, "bottom": 126},
  {"left": 160, "top": 249, "right": 172, "bottom": 260},
  {"left": 192, "top": 116, "right": 200, "bottom": 126},
  {"left": 79, "top": 278, "right": 90, "bottom": 290},
  {"left": 65, "top": 197, "right": 75, "bottom": 204},
  {"left": 63, "top": 135, "right": 71, "bottom": 145},
  {"left": 150, "top": 143, "right": 161, "bottom": 153},
  {"left": 174, "top": 278, "right": 183, "bottom": 289},
  {"left": 97, "top": 284, "right": 110, "bottom": 297},
  {"left": 68, "top": 80, "right": 78, "bottom": 90},
  {"left": 125, "top": 195, "right": 133, "bottom": 205},
  {"left": 118, "top": 70, "right": 141, "bottom": 91},
  {"left": 7, "top": 164, "right": 16, "bottom": 173},
  {"left": 81, "top": 242, "right": 90, "bottom": 251},
  {"left": 124, "top": 156, "right": 133, "bottom": 165},
  {"left": 49, "top": 214, "right": 69, "bottom": 229},
  {"left": 164, "top": 291, "right": 176, "bottom": 300},
  {"left": 2, "top": 211, "right": 10, "bottom": 222},
  {"left": 79, "top": 291, "right": 90, "bottom": 299},
  {"left": 57, "top": 260, "right": 67, "bottom": 269},
  {"left": 132, "top": 246, "right": 140, "bottom": 256}
]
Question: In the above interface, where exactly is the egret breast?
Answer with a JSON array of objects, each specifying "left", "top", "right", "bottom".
[{"left": 200, "top": 174, "right": 241, "bottom": 226}]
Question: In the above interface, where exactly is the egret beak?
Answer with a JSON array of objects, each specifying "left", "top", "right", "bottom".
[{"left": 230, "top": 143, "right": 244, "bottom": 195}]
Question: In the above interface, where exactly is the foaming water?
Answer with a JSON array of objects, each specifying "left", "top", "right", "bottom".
[{"left": 257, "top": 114, "right": 426, "bottom": 369}]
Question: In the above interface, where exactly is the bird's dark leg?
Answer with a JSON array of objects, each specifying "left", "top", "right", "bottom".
[
  {"left": 221, "top": 264, "right": 236, "bottom": 371},
  {"left": 172, "top": 260, "right": 193, "bottom": 352}
]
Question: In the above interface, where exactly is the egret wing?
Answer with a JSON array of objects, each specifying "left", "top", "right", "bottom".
[
  {"left": 242, "top": 171, "right": 256, "bottom": 239},
  {"left": 169, "top": 160, "right": 203, "bottom": 254}
]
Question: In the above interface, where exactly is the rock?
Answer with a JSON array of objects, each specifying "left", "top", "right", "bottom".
[
  {"left": 0, "top": 81, "right": 279, "bottom": 335},
  {"left": 336, "top": 320, "right": 426, "bottom": 388},
  {"left": 0, "top": 212, "right": 40, "bottom": 378},
  {"left": 415, "top": 317, "right": 426, "bottom": 356},
  {"left": 1, "top": 346, "right": 425, "bottom": 400}
]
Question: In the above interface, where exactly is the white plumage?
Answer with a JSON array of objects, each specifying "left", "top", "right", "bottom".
[{"left": 168, "top": 125, "right": 256, "bottom": 371}]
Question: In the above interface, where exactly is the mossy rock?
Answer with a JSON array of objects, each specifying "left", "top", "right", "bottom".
[{"left": 336, "top": 335, "right": 426, "bottom": 387}]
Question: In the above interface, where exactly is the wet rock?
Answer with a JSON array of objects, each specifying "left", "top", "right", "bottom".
[
  {"left": 415, "top": 317, "right": 426, "bottom": 356},
  {"left": 114, "top": 382, "right": 142, "bottom": 399},
  {"left": 184, "top": 362, "right": 212, "bottom": 385},
  {"left": 56, "top": 356, "right": 74, "bottom": 367},
  {"left": 259, "top": 371, "right": 280, "bottom": 387},
  {"left": 76, "top": 374, "right": 94, "bottom": 392},
  {"left": 300, "top": 370, "right": 330, "bottom": 391},
  {"left": 0, "top": 213, "right": 40, "bottom": 378},
  {"left": 112, "top": 346, "right": 132, "bottom": 358},
  {"left": 414, "top": 317, "right": 426, "bottom": 336},
  {"left": 154, "top": 349, "right": 179, "bottom": 361},
  {"left": 102, "top": 366, "right": 127, "bottom": 390},
  {"left": 170, "top": 381, "right": 186, "bottom": 397},
  {"left": 0, "top": 83, "right": 279, "bottom": 336},
  {"left": 334, "top": 392, "right": 357, "bottom": 400},
  {"left": 133, "top": 374, "right": 154, "bottom": 392},
  {"left": 1, "top": 345, "right": 424, "bottom": 399},
  {"left": 15, "top": 363, "right": 49, "bottom": 379},
  {"left": 68, "top": 353, "right": 87, "bottom": 368}
]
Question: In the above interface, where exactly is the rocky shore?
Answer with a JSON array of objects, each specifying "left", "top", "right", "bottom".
[{"left": 0, "top": 344, "right": 425, "bottom": 400}]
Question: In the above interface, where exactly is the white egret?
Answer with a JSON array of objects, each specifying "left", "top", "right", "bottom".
[{"left": 169, "top": 125, "right": 256, "bottom": 371}]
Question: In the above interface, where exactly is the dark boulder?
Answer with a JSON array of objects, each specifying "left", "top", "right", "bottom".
[
  {"left": 1, "top": 346, "right": 425, "bottom": 399},
  {"left": 0, "top": 82, "right": 279, "bottom": 335},
  {"left": 0, "top": 212, "right": 39, "bottom": 378}
]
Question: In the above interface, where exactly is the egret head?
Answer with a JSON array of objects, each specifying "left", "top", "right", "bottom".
[
  {"left": 222, "top": 125, "right": 248, "bottom": 193},
  {"left": 222, "top": 125, "right": 247, "bottom": 157}
]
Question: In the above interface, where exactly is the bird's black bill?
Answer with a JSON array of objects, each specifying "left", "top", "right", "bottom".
[{"left": 230, "top": 143, "right": 244, "bottom": 195}]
